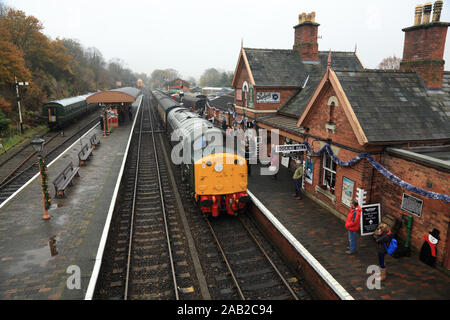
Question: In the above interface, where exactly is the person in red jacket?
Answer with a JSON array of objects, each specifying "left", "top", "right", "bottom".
[{"left": 345, "top": 200, "right": 362, "bottom": 254}]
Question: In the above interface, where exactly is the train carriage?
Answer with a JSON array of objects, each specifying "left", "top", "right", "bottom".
[
  {"left": 152, "top": 90, "right": 250, "bottom": 217},
  {"left": 42, "top": 93, "right": 98, "bottom": 130}
]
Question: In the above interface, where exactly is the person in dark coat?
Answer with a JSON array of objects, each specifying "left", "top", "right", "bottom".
[
  {"left": 373, "top": 223, "right": 392, "bottom": 281},
  {"left": 420, "top": 228, "right": 440, "bottom": 267},
  {"left": 245, "top": 140, "right": 251, "bottom": 176},
  {"left": 128, "top": 108, "right": 133, "bottom": 121}
]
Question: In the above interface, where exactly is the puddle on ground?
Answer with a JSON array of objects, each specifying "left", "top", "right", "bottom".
[{"left": 6, "top": 235, "right": 60, "bottom": 275}]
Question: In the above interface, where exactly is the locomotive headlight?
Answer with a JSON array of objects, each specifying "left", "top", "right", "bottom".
[{"left": 214, "top": 163, "right": 223, "bottom": 173}]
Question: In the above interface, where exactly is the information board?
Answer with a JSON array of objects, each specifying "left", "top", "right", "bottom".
[
  {"left": 360, "top": 203, "right": 381, "bottom": 236},
  {"left": 401, "top": 193, "right": 423, "bottom": 217}
]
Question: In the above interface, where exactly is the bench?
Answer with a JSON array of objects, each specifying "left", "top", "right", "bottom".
[
  {"left": 90, "top": 133, "right": 100, "bottom": 149},
  {"left": 52, "top": 162, "right": 80, "bottom": 198},
  {"left": 78, "top": 143, "right": 93, "bottom": 166}
]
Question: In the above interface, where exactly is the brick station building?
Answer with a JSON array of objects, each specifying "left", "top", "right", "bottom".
[{"left": 232, "top": 2, "right": 450, "bottom": 268}]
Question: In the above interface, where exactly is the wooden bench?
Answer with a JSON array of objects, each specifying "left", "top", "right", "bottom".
[
  {"left": 78, "top": 143, "right": 93, "bottom": 166},
  {"left": 90, "top": 133, "right": 100, "bottom": 149},
  {"left": 52, "top": 162, "right": 80, "bottom": 198}
]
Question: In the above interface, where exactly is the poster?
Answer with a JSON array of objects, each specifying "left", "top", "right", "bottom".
[
  {"left": 361, "top": 204, "right": 381, "bottom": 236},
  {"left": 281, "top": 156, "right": 289, "bottom": 168},
  {"left": 304, "top": 160, "right": 313, "bottom": 184},
  {"left": 341, "top": 177, "right": 354, "bottom": 207}
]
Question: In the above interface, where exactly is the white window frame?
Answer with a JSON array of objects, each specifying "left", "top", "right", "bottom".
[{"left": 322, "top": 153, "right": 337, "bottom": 188}]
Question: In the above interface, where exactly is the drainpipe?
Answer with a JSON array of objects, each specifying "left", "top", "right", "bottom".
[{"left": 404, "top": 215, "right": 413, "bottom": 248}]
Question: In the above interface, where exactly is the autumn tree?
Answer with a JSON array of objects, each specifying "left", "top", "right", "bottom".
[
  {"left": 0, "top": 25, "right": 31, "bottom": 85},
  {"left": 378, "top": 55, "right": 401, "bottom": 70}
]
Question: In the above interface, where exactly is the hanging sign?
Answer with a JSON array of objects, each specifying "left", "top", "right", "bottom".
[
  {"left": 360, "top": 203, "right": 381, "bottom": 236},
  {"left": 276, "top": 144, "right": 307, "bottom": 153}
]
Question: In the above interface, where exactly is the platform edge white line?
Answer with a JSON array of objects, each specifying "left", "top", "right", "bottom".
[
  {"left": 84, "top": 95, "right": 142, "bottom": 300},
  {"left": 247, "top": 189, "right": 354, "bottom": 300}
]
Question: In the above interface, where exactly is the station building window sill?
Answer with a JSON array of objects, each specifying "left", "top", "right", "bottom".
[{"left": 315, "top": 185, "right": 336, "bottom": 204}]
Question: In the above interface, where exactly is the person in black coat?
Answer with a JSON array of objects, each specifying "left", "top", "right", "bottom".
[{"left": 419, "top": 228, "right": 440, "bottom": 267}]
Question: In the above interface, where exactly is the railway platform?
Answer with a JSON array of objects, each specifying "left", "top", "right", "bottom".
[
  {"left": 0, "top": 109, "right": 138, "bottom": 300},
  {"left": 247, "top": 163, "right": 450, "bottom": 300}
]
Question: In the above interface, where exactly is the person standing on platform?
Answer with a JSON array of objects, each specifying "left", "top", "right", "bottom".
[
  {"left": 128, "top": 108, "right": 133, "bottom": 121},
  {"left": 373, "top": 223, "right": 392, "bottom": 281},
  {"left": 292, "top": 160, "right": 303, "bottom": 199},
  {"left": 345, "top": 200, "right": 362, "bottom": 254},
  {"left": 269, "top": 145, "right": 279, "bottom": 180},
  {"left": 245, "top": 140, "right": 251, "bottom": 176}
]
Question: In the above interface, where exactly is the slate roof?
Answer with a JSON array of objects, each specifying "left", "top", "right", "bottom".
[
  {"left": 244, "top": 48, "right": 364, "bottom": 88},
  {"left": 208, "top": 95, "right": 234, "bottom": 111},
  {"left": 257, "top": 114, "right": 304, "bottom": 137},
  {"left": 334, "top": 70, "right": 450, "bottom": 142}
]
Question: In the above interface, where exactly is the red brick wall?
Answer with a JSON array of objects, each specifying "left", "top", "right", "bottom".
[
  {"left": 233, "top": 58, "right": 250, "bottom": 106},
  {"left": 372, "top": 153, "right": 450, "bottom": 267},
  {"left": 299, "top": 84, "right": 383, "bottom": 218}
]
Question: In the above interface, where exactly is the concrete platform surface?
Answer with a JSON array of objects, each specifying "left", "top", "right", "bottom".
[
  {"left": 0, "top": 117, "right": 135, "bottom": 300},
  {"left": 247, "top": 163, "right": 450, "bottom": 300}
]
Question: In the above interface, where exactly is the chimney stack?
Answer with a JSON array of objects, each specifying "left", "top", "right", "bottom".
[
  {"left": 433, "top": 0, "right": 443, "bottom": 22},
  {"left": 414, "top": 5, "right": 423, "bottom": 25},
  {"left": 293, "top": 11, "right": 320, "bottom": 61},
  {"left": 422, "top": 2, "right": 433, "bottom": 23},
  {"left": 400, "top": 1, "right": 449, "bottom": 89}
]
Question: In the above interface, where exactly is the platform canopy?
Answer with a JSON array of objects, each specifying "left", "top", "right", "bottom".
[{"left": 86, "top": 87, "right": 141, "bottom": 104}]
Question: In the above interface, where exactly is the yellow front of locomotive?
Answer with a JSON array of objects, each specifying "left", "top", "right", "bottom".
[{"left": 195, "top": 153, "right": 249, "bottom": 217}]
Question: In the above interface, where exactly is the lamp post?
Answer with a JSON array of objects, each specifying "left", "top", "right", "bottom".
[{"left": 31, "top": 136, "right": 51, "bottom": 220}]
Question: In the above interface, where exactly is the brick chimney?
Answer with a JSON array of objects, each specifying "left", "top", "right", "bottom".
[
  {"left": 400, "top": 1, "right": 449, "bottom": 88},
  {"left": 293, "top": 11, "right": 319, "bottom": 61}
]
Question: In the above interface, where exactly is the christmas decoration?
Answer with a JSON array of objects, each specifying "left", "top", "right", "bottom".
[
  {"left": 301, "top": 142, "right": 450, "bottom": 202},
  {"left": 38, "top": 156, "right": 51, "bottom": 210}
]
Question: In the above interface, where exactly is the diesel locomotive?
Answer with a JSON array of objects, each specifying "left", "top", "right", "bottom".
[{"left": 151, "top": 90, "right": 250, "bottom": 217}]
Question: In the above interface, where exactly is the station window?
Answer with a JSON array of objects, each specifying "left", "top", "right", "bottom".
[{"left": 323, "top": 153, "right": 336, "bottom": 189}]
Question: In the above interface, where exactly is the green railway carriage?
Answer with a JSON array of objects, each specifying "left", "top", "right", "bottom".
[{"left": 42, "top": 93, "right": 98, "bottom": 130}]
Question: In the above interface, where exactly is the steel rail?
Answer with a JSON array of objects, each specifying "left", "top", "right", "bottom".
[
  {"left": 204, "top": 217, "right": 246, "bottom": 300},
  {"left": 148, "top": 96, "right": 180, "bottom": 300},
  {"left": 0, "top": 131, "right": 60, "bottom": 186},
  {"left": 239, "top": 217, "right": 299, "bottom": 300},
  {"left": 0, "top": 116, "right": 100, "bottom": 191},
  {"left": 123, "top": 97, "right": 144, "bottom": 300}
]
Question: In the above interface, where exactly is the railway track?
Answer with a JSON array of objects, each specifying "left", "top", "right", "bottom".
[
  {"left": 0, "top": 113, "right": 101, "bottom": 204},
  {"left": 94, "top": 93, "right": 312, "bottom": 300},
  {"left": 94, "top": 95, "right": 205, "bottom": 300}
]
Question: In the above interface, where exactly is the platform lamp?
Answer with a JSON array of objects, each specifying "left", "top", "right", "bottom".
[{"left": 30, "top": 136, "right": 51, "bottom": 220}]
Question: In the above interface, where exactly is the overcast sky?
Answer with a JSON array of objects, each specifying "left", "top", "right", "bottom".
[{"left": 5, "top": 0, "right": 450, "bottom": 80}]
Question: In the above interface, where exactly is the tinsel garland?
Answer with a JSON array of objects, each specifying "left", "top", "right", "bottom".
[
  {"left": 39, "top": 157, "right": 51, "bottom": 210},
  {"left": 302, "top": 142, "right": 450, "bottom": 203}
]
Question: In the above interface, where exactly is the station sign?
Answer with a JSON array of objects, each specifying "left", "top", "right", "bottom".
[
  {"left": 275, "top": 144, "right": 307, "bottom": 153},
  {"left": 360, "top": 203, "right": 381, "bottom": 236}
]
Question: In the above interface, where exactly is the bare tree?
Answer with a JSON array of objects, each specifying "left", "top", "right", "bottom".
[
  {"left": 378, "top": 55, "right": 401, "bottom": 70},
  {"left": 0, "top": 0, "right": 9, "bottom": 17}
]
